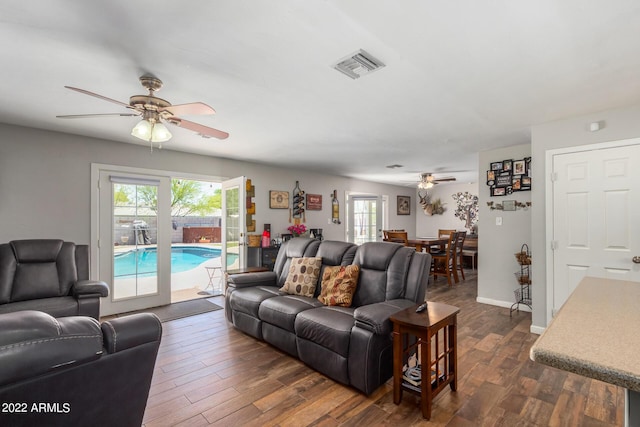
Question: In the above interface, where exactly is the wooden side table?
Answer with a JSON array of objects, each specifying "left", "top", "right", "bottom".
[{"left": 390, "top": 301, "right": 460, "bottom": 419}]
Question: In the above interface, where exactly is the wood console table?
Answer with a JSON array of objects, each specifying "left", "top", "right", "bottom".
[{"left": 390, "top": 301, "right": 460, "bottom": 419}]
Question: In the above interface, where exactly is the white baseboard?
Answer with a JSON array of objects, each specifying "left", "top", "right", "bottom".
[
  {"left": 475, "top": 296, "right": 532, "bottom": 312},
  {"left": 475, "top": 297, "right": 545, "bottom": 335},
  {"left": 529, "top": 325, "right": 545, "bottom": 335}
]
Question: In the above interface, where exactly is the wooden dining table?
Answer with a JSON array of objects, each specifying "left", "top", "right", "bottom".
[{"left": 407, "top": 237, "right": 448, "bottom": 253}]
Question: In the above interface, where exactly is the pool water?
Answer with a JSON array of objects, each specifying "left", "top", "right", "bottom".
[{"left": 114, "top": 246, "right": 223, "bottom": 278}]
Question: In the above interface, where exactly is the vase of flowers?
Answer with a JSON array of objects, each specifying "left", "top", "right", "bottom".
[{"left": 287, "top": 224, "right": 307, "bottom": 237}]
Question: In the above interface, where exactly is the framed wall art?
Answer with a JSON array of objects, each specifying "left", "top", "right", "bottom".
[
  {"left": 486, "top": 157, "right": 531, "bottom": 196},
  {"left": 397, "top": 195, "right": 411, "bottom": 215},
  {"left": 269, "top": 190, "right": 289, "bottom": 209}
]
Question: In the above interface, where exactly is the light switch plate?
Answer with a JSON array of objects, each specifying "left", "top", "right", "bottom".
[{"left": 496, "top": 216, "right": 503, "bottom": 226}]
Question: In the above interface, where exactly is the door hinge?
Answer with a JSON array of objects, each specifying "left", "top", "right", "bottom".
[
  {"left": 550, "top": 172, "right": 558, "bottom": 182},
  {"left": 551, "top": 240, "right": 558, "bottom": 250}
]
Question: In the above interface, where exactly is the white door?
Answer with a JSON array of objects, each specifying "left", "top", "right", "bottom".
[
  {"left": 221, "top": 176, "right": 247, "bottom": 272},
  {"left": 98, "top": 171, "right": 172, "bottom": 316},
  {"left": 348, "top": 195, "right": 383, "bottom": 244},
  {"left": 551, "top": 142, "right": 640, "bottom": 315}
]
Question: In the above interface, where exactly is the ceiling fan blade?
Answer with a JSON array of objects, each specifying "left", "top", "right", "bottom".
[
  {"left": 64, "top": 86, "right": 130, "bottom": 108},
  {"left": 166, "top": 117, "right": 229, "bottom": 140},
  {"left": 56, "top": 113, "right": 140, "bottom": 119},
  {"left": 434, "top": 177, "right": 456, "bottom": 182},
  {"left": 160, "top": 102, "right": 216, "bottom": 116}
]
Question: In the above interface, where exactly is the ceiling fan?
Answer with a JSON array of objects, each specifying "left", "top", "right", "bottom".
[
  {"left": 57, "top": 75, "right": 229, "bottom": 147},
  {"left": 417, "top": 173, "right": 456, "bottom": 189}
]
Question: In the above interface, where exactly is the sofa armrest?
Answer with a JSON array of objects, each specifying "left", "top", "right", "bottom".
[
  {"left": 353, "top": 299, "right": 415, "bottom": 335},
  {"left": 227, "top": 271, "right": 277, "bottom": 289},
  {"left": 73, "top": 279, "right": 109, "bottom": 298},
  {"left": 101, "top": 313, "right": 162, "bottom": 354}
]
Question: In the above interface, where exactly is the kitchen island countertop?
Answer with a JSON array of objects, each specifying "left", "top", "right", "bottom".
[{"left": 530, "top": 276, "right": 640, "bottom": 392}]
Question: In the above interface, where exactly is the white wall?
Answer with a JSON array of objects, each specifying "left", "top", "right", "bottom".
[
  {"left": 477, "top": 144, "right": 532, "bottom": 309},
  {"left": 530, "top": 103, "right": 640, "bottom": 331},
  {"left": 415, "top": 182, "right": 479, "bottom": 237},
  {"left": 0, "top": 123, "right": 415, "bottom": 244}
]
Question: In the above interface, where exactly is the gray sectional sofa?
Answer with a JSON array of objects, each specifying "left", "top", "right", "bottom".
[{"left": 226, "top": 237, "right": 431, "bottom": 395}]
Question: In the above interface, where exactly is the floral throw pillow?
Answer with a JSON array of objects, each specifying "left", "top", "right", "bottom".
[
  {"left": 280, "top": 257, "right": 323, "bottom": 297},
  {"left": 317, "top": 265, "right": 360, "bottom": 307}
]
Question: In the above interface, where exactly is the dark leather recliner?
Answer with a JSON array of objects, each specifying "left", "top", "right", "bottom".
[
  {"left": 0, "top": 239, "right": 109, "bottom": 319},
  {"left": 0, "top": 310, "right": 161, "bottom": 427},
  {"left": 226, "top": 238, "right": 431, "bottom": 395}
]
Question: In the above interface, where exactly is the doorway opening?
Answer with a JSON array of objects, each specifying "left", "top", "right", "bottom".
[
  {"left": 168, "top": 178, "right": 224, "bottom": 303},
  {"left": 346, "top": 193, "right": 386, "bottom": 244}
]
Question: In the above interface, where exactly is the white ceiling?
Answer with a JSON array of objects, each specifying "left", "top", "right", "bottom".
[{"left": 2, "top": 1, "right": 640, "bottom": 187}]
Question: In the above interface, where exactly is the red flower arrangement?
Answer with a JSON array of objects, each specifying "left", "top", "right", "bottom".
[{"left": 287, "top": 224, "right": 307, "bottom": 237}]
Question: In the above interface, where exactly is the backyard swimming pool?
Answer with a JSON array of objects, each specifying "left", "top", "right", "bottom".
[{"left": 114, "top": 246, "right": 226, "bottom": 277}]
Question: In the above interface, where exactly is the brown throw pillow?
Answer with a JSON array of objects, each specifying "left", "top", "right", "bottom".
[
  {"left": 280, "top": 257, "right": 322, "bottom": 297},
  {"left": 318, "top": 265, "right": 360, "bottom": 307}
]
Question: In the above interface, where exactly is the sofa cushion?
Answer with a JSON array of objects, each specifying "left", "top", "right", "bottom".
[
  {"left": 259, "top": 295, "right": 323, "bottom": 332},
  {"left": 0, "top": 296, "right": 79, "bottom": 318},
  {"left": 295, "top": 306, "right": 355, "bottom": 357},
  {"left": 273, "top": 238, "right": 321, "bottom": 287},
  {"left": 229, "top": 286, "right": 283, "bottom": 317},
  {"left": 318, "top": 265, "right": 360, "bottom": 307},
  {"left": 280, "top": 257, "right": 322, "bottom": 297},
  {"left": 352, "top": 243, "right": 413, "bottom": 307}
]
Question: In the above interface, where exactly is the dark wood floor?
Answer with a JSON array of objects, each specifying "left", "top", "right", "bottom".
[{"left": 142, "top": 271, "right": 624, "bottom": 426}]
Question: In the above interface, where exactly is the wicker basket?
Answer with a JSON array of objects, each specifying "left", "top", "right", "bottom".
[
  {"left": 514, "top": 251, "right": 532, "bottom": 265},
  {"left": 514, "top": 271, "right": 531, "bottom": 285},
  {"left": 248, "top": 235, "right": 261, "bottom": 247}
]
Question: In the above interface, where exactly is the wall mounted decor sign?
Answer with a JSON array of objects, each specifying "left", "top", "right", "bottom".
[
  {"left": 246, "top": 179, "right": 256, "bottom": 232},
  {"left": 292, "top": 181, "right": 305, "bottom": 222},
  {"left": 269, "top": 190, "right": 289, "bottom": 209},
  {"left": 306, "top": 194, "right": 322, "bottom": 210},
  {"left": 486, "top": 157, "right": 531, "bottom": 196}
]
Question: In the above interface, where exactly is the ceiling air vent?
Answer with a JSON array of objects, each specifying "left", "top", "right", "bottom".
[{"left": 334, "top": 49, "right": 385, "bottom": 80}]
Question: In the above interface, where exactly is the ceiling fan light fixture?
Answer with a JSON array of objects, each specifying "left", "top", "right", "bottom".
[
  {"left": 131, "top": 119, "right": 172, "bottom": 144},
  {"left": 151, "top": 122, "right": 172, "bottom": 142},
  {"left": 417, "top": 181, "right": 434, "bottom": 190},
  {"left": 131, "top": 119, "right": 153, "bottom": 140}
]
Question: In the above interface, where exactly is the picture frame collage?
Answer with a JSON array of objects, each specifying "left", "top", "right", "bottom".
[{"left": 486, "top": 157, "right": 531, "bottom": 197}]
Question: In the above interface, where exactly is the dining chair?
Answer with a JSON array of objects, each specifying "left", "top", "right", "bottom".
[
  {"left": 454, "top": 230, "right": 467, "bottom": 281},
  {"left": 385, "top": 230, "right": 408, "bottom": 246},
  {"left": 438, "top": 229, "right": 456, "bottom": 238},
  {"left": 431, "top": 231, "right": 458, "bottom": 285},
  {"left": 431, "top": 229, "right": 455, "bottom": 252},
  {"left": 383, "top": 229, "right": 405, "bottom": 241},
  {"left": 462, "top": 236, "right": 478, "bottom": 270}
]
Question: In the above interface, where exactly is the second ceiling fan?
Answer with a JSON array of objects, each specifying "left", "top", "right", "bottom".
[{"left": 417, "top": 173, "right": 456, "bottom": 189}]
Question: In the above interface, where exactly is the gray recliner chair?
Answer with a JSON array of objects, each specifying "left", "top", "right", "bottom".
[
  {"left": 0, "top": 310, "right": 161, "bottom": 427},
  {"left": 0, "top": 239, "right": 109, "bottom": 319}
]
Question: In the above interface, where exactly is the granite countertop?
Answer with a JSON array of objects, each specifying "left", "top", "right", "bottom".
[{"left": 530, "top": 276, "right": 640, "bottom": 392}]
